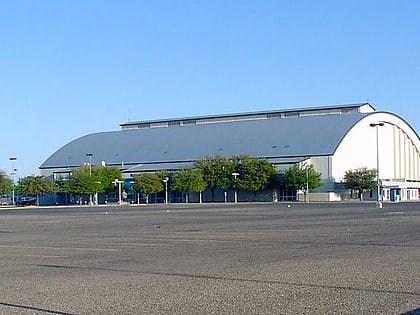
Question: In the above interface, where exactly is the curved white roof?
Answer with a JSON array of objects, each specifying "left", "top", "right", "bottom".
[{"left": 332, "top": 111, "right": 420, "bottom": 181}]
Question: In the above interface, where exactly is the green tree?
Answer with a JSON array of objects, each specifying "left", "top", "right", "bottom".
[
  {"left": 16, "top": 176, "right": 57, "bottom": 206},
  {"left": 196, "top": 155, "right": 228, "bottom": 201},
  {"left": 0, "top": 170, "right": 13, "bottom": 204},
  {"left": 216, "top": 155, "right": 276, "bottom": 201},
  {"left": 196, "top": 154, "right": 277, "bottom": 202},
  {"left": 60, "top": 165, "right": 123, "bottom": 204},
  {"left": 62, "top": 166, "right": 97, "bottom": 204},
  {"left": 282, "top": 164, "right": 322, "bottom": 201},
  {"left": 236, "top": 155, "right": 276, "bottom": 200},
  {"left": 132, "top": 173, "right": 163, "bottom": 204},
  {"left": 343, "top": 167, "right": 377, "bottom": 201},
  {"left": 91, "top": 165, "right": 122, "bottom": 194},
  {"left": 172, "top": 168, "right": 207, "bottom": 203},
  {"left": 216, "top": 156, "right": 237, "bottom": 192}
]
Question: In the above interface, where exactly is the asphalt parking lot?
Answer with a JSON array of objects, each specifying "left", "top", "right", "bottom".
[{"left": 0, "top": 202, "right": 419, "bottom": 314}]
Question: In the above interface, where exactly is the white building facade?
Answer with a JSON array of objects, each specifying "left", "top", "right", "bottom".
[
  {"left": 40, "top": 103, "right": 420, "bottom": 203},
  {"left": 304, "top": 111, "right": 420, "bottom": 201}
]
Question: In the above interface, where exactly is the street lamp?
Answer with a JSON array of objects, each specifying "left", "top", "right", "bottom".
[
  {"left": 94, "top": 181, "right": 101, "bottom": 205},
  {"left": 112, "top": 179, "right": 124, "bottom": 205},
  {"left": 370, "top": 122, "right": 384, "bottom": 208},
  {"left": 162, "top": 177, "right": 169, "bottom": 204},
  {"left": 302, "top": 157, "right": 310, "bottom": 203},
  {"left": 9, "top": 157, "right": 17, "bottom": 206},
  {"left": 86, "top": 153, "right": 93, "bottom": 176},
  {"left": 232, "top": 172, "right": 239, "bottom": 203},
  {"left": 306, "top": 164, "right": 309, "bottom": 203}
]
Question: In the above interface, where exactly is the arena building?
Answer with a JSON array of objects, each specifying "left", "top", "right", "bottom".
[{"left": 40, "top": 103, "right": 420, "bottom": 202}]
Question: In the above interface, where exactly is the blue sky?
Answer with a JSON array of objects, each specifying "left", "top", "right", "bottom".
[{"left": 1, "top": 0, "right": 419, "bottom": 177}]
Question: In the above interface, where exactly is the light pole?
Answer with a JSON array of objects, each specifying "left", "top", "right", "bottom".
[
  {"left": 86, "top": 153, "right": 93, "bottom": 204},
  {"left": 9, "top": 157, "right": 17, "bottom": 206},
  {"left": 162, "top": 177, "right": 169, "bottom": 204},
  {"left": 94, "top": 181, "right": 101, "bottom": 205},
  {"left": 302, "top": 157, "right": 310, "bottom": 203},
  {"left": 86, "top": 153, "right": 93, "bottom": 176},
  {"left": 232, "top": 172, "right": 239, "bottom": 203},
  {"left": 306, "top": 164, "right": 309, "bottom": 203},
  {"left": 370, "top": 122, "right": 384, "bottom": 208},
  {"left": 112, "top": 179, "right": 123, "bottom": 205}
]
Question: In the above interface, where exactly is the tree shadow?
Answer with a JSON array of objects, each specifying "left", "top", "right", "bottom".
[
  {"left": 401, "top": 308, "right": 420, "bottom": 315},
  {"left": 0, "top": 302, "right": 75, "bottom": 315}
]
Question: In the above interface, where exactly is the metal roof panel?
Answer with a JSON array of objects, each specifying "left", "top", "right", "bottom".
[{"left": 40, "top": 112, "right": 368, "bottom": 169}]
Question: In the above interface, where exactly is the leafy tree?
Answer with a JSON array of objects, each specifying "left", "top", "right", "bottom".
[
  {"left": 156, "top": 170, "right": 171, "bottom": 182},
  {"left": 91, "top": 165, "right": 122, "bottom": 194},
  {"left": 16, "top": 176, "right": 57, "bottom": 206},
  {"left": 171, "top": 168, "right": 207, "bottom": 203},
  {"left": 63, "top": 166, "right": 97, "bottom": 195},
  {"left": 0, "top": 170, "right": 13, "bottom": 204},
  {"left": 196, "top": 154, "right": 277, "bottom": 201},
  {"left": 61, "top": 166, "right": 98, "bottom": 204},
  {"left": 216, "top": 156, "right": 237, "bottom": 191},
  {"left": 343, "top": 167, "right": 377, "bottom": 201},
  {"left": 60, "top": 165, "right": 123, "bottom": 204},
  {"left": 132, "top": 173, "right": 164, "bottom": 204},
  {"left": 196, "top": 155, "right": 228, "bottom": 201},
  {"left": 282, "top": 164, "right": 322, "bottom": 201},
  {"left": 236, "top": 155, "right": 276, "bottom": 200}
]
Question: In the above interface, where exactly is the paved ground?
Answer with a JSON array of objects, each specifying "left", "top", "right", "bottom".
[{"left": 0, "top": 202, "right": 419, "bottom": 314}]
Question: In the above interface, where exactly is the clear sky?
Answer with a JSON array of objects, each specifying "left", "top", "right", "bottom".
[{"left": 1, "top": 0, "right": 419, "bottom": 178}]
